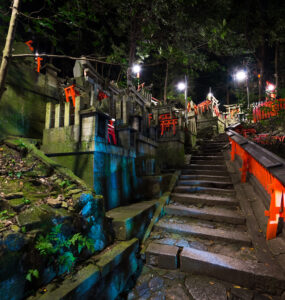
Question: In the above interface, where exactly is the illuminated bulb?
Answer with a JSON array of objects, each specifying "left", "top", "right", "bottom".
[
  {"left": 267, "top": 84, "right": 275, "bottom": 91},
  {"left": 177, "top": 82, "right": 186, "bottom": 91},
  {"left": 132, "top": 64, "right": 141, "bottom": 74},
  {"left": 235, "top": 70, "right": 247, "bottom": 82}
]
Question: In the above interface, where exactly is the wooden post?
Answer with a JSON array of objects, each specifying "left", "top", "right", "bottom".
[
  {"left": 45, "top": 102, "right": 52, "bottom": 129},
  {"left": 64, "top": 102, "right": 70, "bottom": 127}
]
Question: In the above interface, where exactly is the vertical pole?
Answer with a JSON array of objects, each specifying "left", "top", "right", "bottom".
[{"left": 185, "top": 75, "right": 188, "bottom": 126}]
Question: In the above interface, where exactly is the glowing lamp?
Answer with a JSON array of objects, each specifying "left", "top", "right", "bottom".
[
  {"left": 177, "top": 82, "right": 186, "bottom": 91},
  {"left": 266, "top": 83, "right": 275, "bottom": 92},
  {"left": 132, "top": 64, "right": 141, "bottom": 74},
  {"left": 235, "top": 70, "right": 247, "bottom": 82}
]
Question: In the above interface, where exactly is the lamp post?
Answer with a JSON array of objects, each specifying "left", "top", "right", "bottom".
[
  {"left": 132, "top": 64, "right": 141, "bottom": 88},
  {"left": 234, "top": 70, "right": 250, "bottom": 108},
  {"left": 177, "top": 75, "right": 188, "bottom": 125}
]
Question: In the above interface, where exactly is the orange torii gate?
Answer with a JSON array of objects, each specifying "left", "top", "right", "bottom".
[{"left": 159, "top": 113, "right": 178, "bottom": 136}]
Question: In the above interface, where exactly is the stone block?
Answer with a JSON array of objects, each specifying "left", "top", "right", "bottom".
[
  {"left": 180, "top": 247, "right": 285, "bottom": 295},
  {"left": 146, "top": 242, "right": 179, "bottom": 269},
  {"left": 106, "top": 200, "right": 158, "bottom": 240}
]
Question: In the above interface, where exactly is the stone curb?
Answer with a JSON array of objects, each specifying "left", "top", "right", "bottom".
[
  {"left": 28, "top": 238, "right": 139, "bottom": 300},
  {"left": 141, "top": 170, "right": 181, "bottom": 247}
]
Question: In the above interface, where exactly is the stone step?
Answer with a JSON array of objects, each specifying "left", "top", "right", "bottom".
[
  {"left": 171, "top": 193, "right": 239, "bottom": 207},
  {"left": 174, "top": 185, "right": 236, "bottom": 196},
  {"left": 185, "top": 164, "right": 227, "bottom": 171},
  {"left": 145, "top": 242, "right": 179, "bottom": 269},
  {"left": 191, "top": 155, "right": 224, "bottom": 160},
  {"left": 155, "top": 221, "right": 251, "bottom": 245},
  {"left": 165, "top": 204, "right": 245, "bottom": 224},
  {"left": 177, "top": 180, "right": 233, "bottom": 189},
  {"left": 181, "top": 169, "right": 229, "bottom": 176},
  {"left": 180, "top": 247, "right": 285, "bottom": 295},
  {"left": 199, "top": 146, "right": 225, "bottom": 151},
  {"left": 180, "top": 175, "right": 231, "bottom": 182},
  {"left": 190, "top": 159, "right": 225, "bottom": 165},
  {"left": 189, "top": 159, "right": 225, "bottom": 166}
]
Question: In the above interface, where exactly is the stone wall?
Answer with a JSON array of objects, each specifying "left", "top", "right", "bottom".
[{"left": 0, "top": 42, "right": 61, "bottom": 140}]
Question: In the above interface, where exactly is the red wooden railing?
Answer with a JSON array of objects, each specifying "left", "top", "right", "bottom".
[{"left": 229, "top": 131, "right": 285, "bottom": 240}]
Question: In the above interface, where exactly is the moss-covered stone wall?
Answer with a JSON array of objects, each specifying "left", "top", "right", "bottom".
[{"left": 0, "top": 42, "right": 60, "bottom": 140}]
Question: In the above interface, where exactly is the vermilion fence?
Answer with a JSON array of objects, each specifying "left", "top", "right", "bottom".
[
  {"left": 227, "top": 129, "right": 285, "bottom": 240},
  {"left": 253, "top": 98, "right": 285, "bottom": 122}
]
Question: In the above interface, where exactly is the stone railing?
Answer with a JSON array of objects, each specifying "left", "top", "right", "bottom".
[
  {"left": 45, "top": 96, "right": 81, "bottom": 130},
  {"left": 226, "top": 129, "right": 285, "bottom": 240}
]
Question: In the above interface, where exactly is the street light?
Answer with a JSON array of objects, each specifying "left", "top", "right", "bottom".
[
  {"left": 234, "top": 69, "right": 250, "bottom": 108},
  {"left": 132, "top": 64, "right": 141, "bottom": 88},
  {"left": 177, "top": 76, "right": 188, "bottom": 124},
  {"left": 132, "top": 64, "right": 141, "bottom": 74}
]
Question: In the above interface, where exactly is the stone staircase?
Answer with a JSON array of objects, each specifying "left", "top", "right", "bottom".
[{"left": 145, "top": 136, "right": 285, "bottom": 296}]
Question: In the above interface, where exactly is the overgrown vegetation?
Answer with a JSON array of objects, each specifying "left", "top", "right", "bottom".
[{"left": 35, "top": 224, "right": 95, "bottom": 273}]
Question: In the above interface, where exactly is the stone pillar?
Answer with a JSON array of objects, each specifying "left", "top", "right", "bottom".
[
  {"left": 122, "top": 95, "right": 127, "bottom": 124},
  {"left": 75, "top": 96, "right": 81, "bottom": 125},
  {"left": 154, "top": 110, "right": 158, "bottom": 125},
  {"left": 45, "top": 102, "right": 52, "bottom": 129},
  {"left": 54, "top": 104, "right": 60, "bottom": 128},
  {"left": 64, "top": 102, "right": 70, "bottom": 127}
]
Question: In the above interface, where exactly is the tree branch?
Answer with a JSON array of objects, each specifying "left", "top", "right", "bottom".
[{"left": 11, "top": 53, "right": 122, "bottom": 65}]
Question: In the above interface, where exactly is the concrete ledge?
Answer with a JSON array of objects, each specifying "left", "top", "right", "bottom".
[
  {"left": 31, "top": 238, "right": 139, "bottom": 300},
  {"left": 106, "top": 200, "right": 159, "bottom": 240},
  {"left": 146, "top": 242, "right": 179, "bottom": 269}
]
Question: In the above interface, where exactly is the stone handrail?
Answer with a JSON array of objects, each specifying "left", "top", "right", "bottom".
[{"left": 226, "top": 129, "right": 285, "bottom": 240}]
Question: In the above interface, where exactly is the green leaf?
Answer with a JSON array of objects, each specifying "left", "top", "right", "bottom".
[{"left": 26, "top": 273, "right": 32, "bottom": 282}]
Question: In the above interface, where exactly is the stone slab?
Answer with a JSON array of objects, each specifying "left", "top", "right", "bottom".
[
  {"left": 155, "top": 221, "right": 251, "bottom": 245},
  {"left": 146, "top": 242, "right": 179, "bottom": 269},
  {"left": 185, "top": 275, "right": 227, "bottom": 300},
  {"left": 182, "top": 169, "right": 229, "bottom": 176},
  {"left": 186, "top": 164, "right": 227, "bottom": 170},
  {"left": 171, "top": 193, "right": 239, "bottom": 207},
  {"left": 174, "top": 185, "right": 236, "bottom": 196},
  {"left": 190, "top": 159, "right": 225, "bottom": 165},
  {"left": 180, "top": 175, "right": 230, "bottom": 183},
  {"left": 106, "top": 199, "right": 158, "bottom": 240},
  {"left": 191, "top": 156, "right": 224, "bottom": 160},
  {"left": 180, "top": 247, "right": 285, "bottom": 295},
  {"left": 165, "top": 204, "right": 245, "bottom": 224},
  {"left": 178, "top": 179, "right": 233, "bottom": 189}
]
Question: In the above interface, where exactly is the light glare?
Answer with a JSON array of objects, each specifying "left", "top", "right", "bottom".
[
  {"left": 177, "top": 82, "right": 186, "bottom": 91},
  {"left": 132, "top": 64, "right": 141, "bottom": 73},
  {"left": 267, "top": 84, "right": 275, "bottom": 92},
  {"left": 235, "top": 70, "right": 247, "bottom": 82}
]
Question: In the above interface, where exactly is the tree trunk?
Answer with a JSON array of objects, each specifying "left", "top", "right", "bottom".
[
  {"left": 257, "top": 42, "right": 265, "bottom": 100},
  {"left": 0, "top": 0, "right": 20, "bottom": 101},
  {"left": 163, "top": 61, "right": 168, "bottom": 104},
  {"left": 275, "top": 41, "right": 279, "bottom": 92}
]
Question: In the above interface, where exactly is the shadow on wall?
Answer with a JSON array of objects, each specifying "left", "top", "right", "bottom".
[
  {"left": 93, "top": 152, "right": 138, "bottom": 211},
  {"left": 0, "top": 44, "right": 57, "bottom": 140}
]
